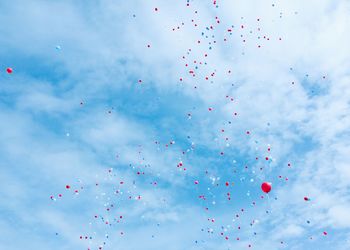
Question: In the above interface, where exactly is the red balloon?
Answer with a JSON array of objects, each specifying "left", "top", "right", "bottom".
[
  {"left": 261, "top": 182, "right": 272, "bottom": 193},
  {"left": 6, "top": 67, "right": 13, "bottom": 74}
]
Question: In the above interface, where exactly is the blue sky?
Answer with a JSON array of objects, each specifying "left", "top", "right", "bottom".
[{"left": 1, "top": 0, "right": 350, "bottom": 249}]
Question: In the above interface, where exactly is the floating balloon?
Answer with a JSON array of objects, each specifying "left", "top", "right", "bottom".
[
  {"left": 261, "top": 182, "right": 272, "bottom": 193},
  {"left": 6, "top": 67, "right": 13, "bottom": 74}
]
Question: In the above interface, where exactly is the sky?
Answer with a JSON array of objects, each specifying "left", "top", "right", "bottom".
[{"left": 0, "top": 0, "right": 350, "bottom": 249}]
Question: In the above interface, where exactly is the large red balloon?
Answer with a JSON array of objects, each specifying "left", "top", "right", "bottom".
[
  {"left": 6, "top": 67, "right": 13, "bottom": 74},
  {"left": 261, "top": 182, "right": 272, "bottom": 193}
]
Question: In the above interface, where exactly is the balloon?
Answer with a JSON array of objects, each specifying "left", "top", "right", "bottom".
[
  {"left": 6, "top": 67, "right": 13, "bottom": 74},
  {"left": 261, "top": 182, "right": 272, "bottom": 193}
]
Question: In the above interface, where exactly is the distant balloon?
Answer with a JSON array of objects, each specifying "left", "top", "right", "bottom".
[
  {"left": 261, "top": 182, "right": 272, "bottom": 193},
  {"left": 6, "top": 67, "right": 13, "bottom": 74}
]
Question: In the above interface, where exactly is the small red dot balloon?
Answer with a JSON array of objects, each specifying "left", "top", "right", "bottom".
[
  {"left": 261, "top": 182, "right": 272, "bottom": 193},
  {"left": 6, "top": 67, "right": 13, "bottom": 74}
]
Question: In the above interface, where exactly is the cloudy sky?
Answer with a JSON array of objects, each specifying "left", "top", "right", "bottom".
[{"left": 0, "top": 0, "right": 350, "bottom": 249}]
